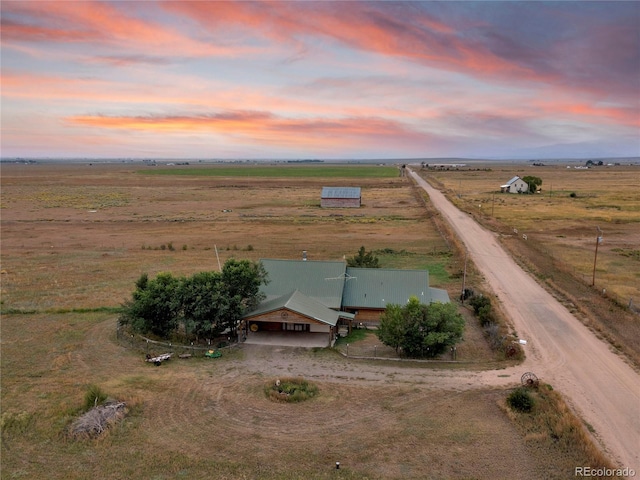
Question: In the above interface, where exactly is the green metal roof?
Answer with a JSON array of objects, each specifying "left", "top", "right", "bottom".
[
  {"left": 260, "top": 259, "right": 347, "bottom": 309},
  {"left": 255, "top": 259, "right": 450, "bottom": 321},
  {"left": 429, "top": 287, "right": 451, "bottom": 304},
  {"left": 243, "top": 290, "right": 353, "bottom": 326},
  {"left": 342, "top": 267, "right": 443, "bottom": 309}
]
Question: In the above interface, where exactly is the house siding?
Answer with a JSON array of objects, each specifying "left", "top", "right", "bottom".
[
  {"left": 321, "top": 197, "right": 361, "bottom": 208},
  {"left": 246, "top": 309, "right": 331, "bottom": 333},
  {"left": 501, "top": 176, "right": 529, "bottom": 193}
]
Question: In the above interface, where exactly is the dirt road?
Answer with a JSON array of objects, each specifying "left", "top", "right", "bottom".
[{"left": 408, "top": 168, "right": 639, "bottom": 470}]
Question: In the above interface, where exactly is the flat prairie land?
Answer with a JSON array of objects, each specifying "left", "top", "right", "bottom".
[
  {"left": 0, "top": 162, "right": 622, "bottom": 479},
  {"left": 423, "top": 163, "right": 640, "bottom": 302},
  {"left": 0, "top": 163, "right": 449, "bottom": 310}
]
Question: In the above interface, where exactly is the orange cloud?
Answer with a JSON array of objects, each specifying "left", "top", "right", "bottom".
[{"left": 65, "top": 111, "right": 432, "bottom": 151}]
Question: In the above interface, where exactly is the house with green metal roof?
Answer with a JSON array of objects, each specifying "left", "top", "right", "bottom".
[
  {"left": 259, "top": 259, "right": 347, "bottom": 309},
  {"left": 341, "top": 267, "right": 450, "bottom": 323},
  {"left": 242, "top": 258, "right": 450, "bottom": 347}
]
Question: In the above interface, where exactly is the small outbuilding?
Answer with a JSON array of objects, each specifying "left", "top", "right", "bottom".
[
  {"left": 321, "top": 187, "right": 361, "bottom": 208},
  {"left": 500, "top": 176, "right": 529, "bottom": 193}
]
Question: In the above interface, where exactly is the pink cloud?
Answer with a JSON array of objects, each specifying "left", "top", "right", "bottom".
[
  {"left": 65, "top": 111, "right": 434, "bottom": 151},
  {"left": 1, "top": 1, "right": 238, "bottom": 58},
  {"left": 163, "top": 1, "right": 638, "bottom": 102}
]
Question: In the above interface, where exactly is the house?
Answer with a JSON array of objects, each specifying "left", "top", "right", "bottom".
[
  {"left": 321, "top": 187, "right": 361, "bottom": 208},
  {"left": 341, "top": 267, "right": 450, "bottom": 322},
  {"left": 241, "top": 259, "right": 450, "bottom": 347},
  {"left": 242, "top": 290, "right": 354, "bottom": 347},
  {"left": 500, "top": 176, "right": 529, "bottom": 193}
]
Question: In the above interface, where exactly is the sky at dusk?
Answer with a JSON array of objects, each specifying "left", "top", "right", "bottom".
[{"left": 1, "top": 1, "right": 639, "bottom": 160}]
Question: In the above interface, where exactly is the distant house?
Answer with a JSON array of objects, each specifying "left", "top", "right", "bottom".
[
  {"left": 500, "top": 176, "right": 529, "bottom": 193},
  {"left": 241, "top": 259, "right": 450, "bottom": 347},
  {"left": 321, "top": 186, "right": 361, "bottom": 208}
]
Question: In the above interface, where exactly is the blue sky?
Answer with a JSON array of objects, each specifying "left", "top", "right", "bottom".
[{"left": 1, "top": 1, "right": 638, "bottom": 160}]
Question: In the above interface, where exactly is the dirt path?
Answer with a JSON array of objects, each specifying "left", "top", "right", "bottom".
[{"left": 408, "top": 168, "right": 640, "bottom": 470}]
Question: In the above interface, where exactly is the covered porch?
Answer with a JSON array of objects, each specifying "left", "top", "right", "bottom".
[{"left": 243, "top": 330, "right": 331, "bottom": 348}]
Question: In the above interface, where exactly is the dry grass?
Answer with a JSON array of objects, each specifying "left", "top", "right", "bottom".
[
  {"left": 0, "top": 162, "right": 622, "bottom": 478},
  {"left": 417, "top": 163, "right": 640, "bottom": 367},
  {"left": 1, "top": 312, "right": 611, "bottom": 480},
  {"left": 422, "top": 163, "right": 640, "bottom": 303},
  {"left": 0, "top": 164, "right": 450, "bottom": 311},
  {"left": 502, "top": 384, "right": 622, "bottom": 479}
]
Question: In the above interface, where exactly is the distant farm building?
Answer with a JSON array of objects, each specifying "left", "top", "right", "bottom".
[
  {"left": 321, "top": 186, "right": 361, "bottom": 208},
  {"left": 500, "top": 176, "right": 529, "bottom": 193},
  {"left": 241, "top": 259, "right": 450, "bottom": 347}
]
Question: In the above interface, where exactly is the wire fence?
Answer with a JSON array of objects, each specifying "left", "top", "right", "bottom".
[
  {"left": 335, "top": 341, "right": 462, "bottom": 362},
  {"left": 115, "top": 325, "right": 238, "bottom": 357},
  {"left": 508, "top": 227, "right": 639, "bottom": 317}
]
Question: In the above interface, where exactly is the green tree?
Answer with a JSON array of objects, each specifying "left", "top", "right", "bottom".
[
  {"left": 220, "top": 259, "right": 268, "bottom": 337},
  {"left": 119, "top": 260, "right": 268, "bottom": 340},
  {"left": 179, "top": 271, "right": 224, "bottom": 338},
  {"left": 346, "top": 246, "right": 380, "bottom": 268},
  {"left": 522, "top": 175, "right": 542, "bottom": 193},
  {"left": 120, "top": 272, "right": 182, "bottom": 337},
  {"left": 376, "top": 297, "right": 464, "bottom": 358},
  {"left": 377, "top": 304, "right": 405, "bottom": 353}
]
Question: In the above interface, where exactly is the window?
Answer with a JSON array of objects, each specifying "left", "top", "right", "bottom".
[{"left": 283, "top": 323, "right": 310, "bottom": 332}]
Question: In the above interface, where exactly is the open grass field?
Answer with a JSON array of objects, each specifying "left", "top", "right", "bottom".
[
  {"left": 0, "top": 162, "right": 623, "bottom": 478},
  {"left": 0, "top": 163, "right": 449, "bottom": 310},
  {"left": 140, "top": 164, "right": 400, "bottom": 178},
  {"left": 421, "top": 162, "right": 640, "bottom": 303},
  {"left": 417, "top": 162, "right": 640, "bottom": 367}
]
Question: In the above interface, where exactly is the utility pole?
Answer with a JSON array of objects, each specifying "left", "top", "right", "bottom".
[
  {"left": 461, "top": 250, "right": 468, "bottom": 303},
  {"left": 591, "top": 227, "right": 603, "bottom": 286}
]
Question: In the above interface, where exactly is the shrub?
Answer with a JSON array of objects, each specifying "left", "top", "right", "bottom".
[
  {"left": 469, "top": 295, "right": 491, "bottom": 316},
  {"left": 569, "top": 192, "right": 577, "bottom": 198},
  {"left": 84, "top": 384, "right": 108, "bottom": 411},
  {"left": 265, "top": 377, "right": 319, "bottom": 403},
  {"left": 507, "top": 387, "right": 535, "bottom": 413},
  {"left": 0, "top": 411, "right": 33, "bottom": 436},
  {"left": 478, "top": 304, "right": 494, "bottom": 326},
  {"left": 484, "top": 322, "right": 503, "bottom": 350}
]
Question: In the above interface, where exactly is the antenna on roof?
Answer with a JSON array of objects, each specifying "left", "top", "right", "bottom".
[{"left": 325, "top": 273, "right": 357, "bottom": 281}]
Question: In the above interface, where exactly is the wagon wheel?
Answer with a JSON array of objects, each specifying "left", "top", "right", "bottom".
[{"left": 521, "top": 372, "right": 539, "bottom": 388}]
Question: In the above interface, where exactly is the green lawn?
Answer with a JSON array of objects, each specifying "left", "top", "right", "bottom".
[{"left": 138, "top": 165, "right": 399, "bottom": 178}]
